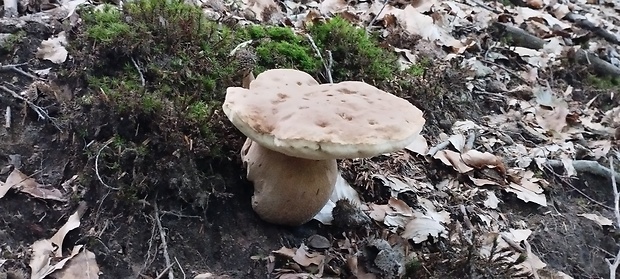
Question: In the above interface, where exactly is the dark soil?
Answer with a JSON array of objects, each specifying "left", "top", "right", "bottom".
[{"left": 0, "top": 12, "right": 619, "bottom": 279}]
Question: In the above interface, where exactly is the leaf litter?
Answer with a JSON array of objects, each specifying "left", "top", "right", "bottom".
[{"left": 4, "top": 0, "right": 620, "bottom": 276}]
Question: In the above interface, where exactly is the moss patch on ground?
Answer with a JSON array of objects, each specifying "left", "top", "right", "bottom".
[{"left": 61, "top": 0, "right": 465, "bottom": 207}]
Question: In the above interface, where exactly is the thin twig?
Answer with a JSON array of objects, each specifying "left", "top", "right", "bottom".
[
  {"left": 367, "top": 0, "right": 388, "bottom": 30},
  {"left": 154, "top": 263, "right": 174, "bottom": 279},
  {"left": 131, "top": 57, "right": 146, "bottom": 87},
  {"left": 0, "top": 63, "right": 38, "bottom": 80},
  {"left": 607, "top": 154, "right": 620, "bottom": 279},
  {"left": 154, "top": 201, "right": 174, "bottom": 279},
  {"left": 305, "top": 34, "right": 333, "bottom": 83},
  {"left": 523, "top": 240, "right": 540, "bottom": 279},
  {"left": 327, "top": 50, "right": 333, "bottom": 81},
  {"left": 95, "top": 140, "right": 120, "bottom": 191},
  {"left": 427, "top": 140, "right": 452, "bottom": 157},
  {"left": 5, "top": 106, "right": 10, "bottom": 128},
  {"left": 174, "top": 257, "right": 186, "bottom": 279},
  {"left": 136, "top": 215, "right": 159, "bottom": 279},
  {"left": 0, "top": 85, "right": 61, "bottom": 130},
  {"left": 545, "top": 159, "right": 620, "bottom": 182},
  {"left": 542, "top": 163, "right": 613, "bottom": 210}
]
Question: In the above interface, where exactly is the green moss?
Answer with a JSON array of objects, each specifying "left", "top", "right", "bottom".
[
  {"left": 0, "top": 30, "right": 26, "bottom": 52},
  {"left": 84, "top": 5, "right": 130, "bottom": 43},
  {"left": 586, "top": 74, "right": 620, "bottom": 89},
  {"left": 407, "top": 58, "right": 432, "bottom": 77},
  {"left": 242, "top": 25, "right": 321, "bottom": 74},
  {"left": 77, "top": 0, "right": 240, "bottom": 146},
  {"left": 240, "top": 17, "right": 400, "bottom": 83},
  {"left": 307, "top": 17, "right": 399, "bottom": 82}
]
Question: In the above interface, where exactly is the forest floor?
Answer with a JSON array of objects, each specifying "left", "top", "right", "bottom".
[{"left": 1, "top": 0, "right": 620, "bottom": 278}]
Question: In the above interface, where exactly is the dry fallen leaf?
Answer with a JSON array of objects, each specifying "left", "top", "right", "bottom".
[
  {"left": 30, "top": 242, "right": 84, "bottom": 279},
  {"left": 272, "top": 246, "right": 297, "bottom": 259},
  {"left": 292, "top": 244, "right": 325, "bottom": 267},
  {"left": 433, "top": 150, "right": 474, "bottom": 173},
  {"left": 506, "top": 182, "right": 547, "bottom": 206},
  {"left": 404, "top": 134, "right": 429, "bottom": 155},
  {"left": 0, "top": 180, "right": 10, "bottom": 199},
  {"left": 36, "top": 32, "right": 69, "bottom": 64},
  {"left": 5, "top": 169, "right": 66, "bottom": 202},
  {"left": 461, "top": 149, "right": 506, "bottom": 174},
  {"left": 401, "top": 198, "right": 449, "bottom": 243},
  {"left": 578, "top": 213, "right": 613, "bottom": 227},
  {"left": 483, "top": 190, "right": 500, "bottom": 209},
  {"left": 50, "top": 248, "right": 100, "bottom": 279},
  {"left": 401, "top": 215, "right": 446, "bottom": 244},
  {"left": 50, "top": 206, "right": 85, "bottom": 257}
]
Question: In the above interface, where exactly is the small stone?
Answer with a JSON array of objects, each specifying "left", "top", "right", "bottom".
[{"left": 306, "top": 234, "right": 330, "bottom": 250}]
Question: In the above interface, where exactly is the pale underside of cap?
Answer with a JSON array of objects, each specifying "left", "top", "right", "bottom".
[{"left": 223, "top": 80, "right": 425, "bottom": 160}]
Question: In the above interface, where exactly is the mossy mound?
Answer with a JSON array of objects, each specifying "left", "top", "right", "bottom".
[{"left": 62, "top": 0, "right": 430, "bottom": 207}]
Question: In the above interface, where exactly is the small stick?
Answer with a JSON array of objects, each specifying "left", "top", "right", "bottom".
[
  {"left": 327, "top": 50, "right": 333, "bottom": 80},
  {"left": 131, "top": 57, "right": 146, "bottom": 87},
  {"left": 0, "top": 63, "right": 37, "bottom": 80},
  {"left": 367, "top": 0, "right": 388, "bottom": 30},
  {"left": 95, "top": 140, "right": 120, "bottom": 191},
  {"left": 523, "top": 240, "right": 540, "bottom": 279},
  {"left": 154, "top": 201, "right": 174, "bottom": 279},
  {"left": 0, "top": 85, "right": 61, "bottom": 130},
  {"left": 606, "top": 154, "right": 620, "bottom": 279},
  {"left": 427, "top": 140, "right": 452, "bottom": 157},
  {"left": 154, "top": 263, "right": 175, "bottom": 279},
  {"left": 545, "top": 159, "right": 620, "bottom": 182},
  {"left": 174, "top": 257, "right": 186, "bottom": 279},
  {"left": 4, "top": 106, "right": 10, "bottom": 128},
  {"left": 305, "top": 34, "right": 333, "bottom": 83}
]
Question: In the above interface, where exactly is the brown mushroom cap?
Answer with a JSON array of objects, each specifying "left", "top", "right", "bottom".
[
  {"left": 223, "top": 80, "right": 425, "bottom": 160},
  {"left": 249, "top": 69, "right": 319, "bottom": 90}
]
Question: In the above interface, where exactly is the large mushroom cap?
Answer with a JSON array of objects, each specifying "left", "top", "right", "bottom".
[
  {"left": 249, "top": 69, "right": 319, "bottom": 89},
  {"left": 223, "top": 79, "right": 425, "bottom": 160}
]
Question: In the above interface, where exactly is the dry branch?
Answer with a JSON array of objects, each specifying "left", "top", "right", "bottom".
[
  {"left": 0, "top": 85, "right": 61, "bottom": 130},
  {"left": 0, "top": 63, "right": 38, "bottom": 80},
  {"left": 605, "top": 155, "right": 620, "bottom": 279},
  {"left": 4, "top": 106, "right": 10, "bottom": 128},
  {"left": 545, "top": 159, "right": 620, "bottom": 182},
  {"left": 571, "top": 49, "right": 620, "bottom": 78},
  {"left": 305, "top": 34, "right": 333, "bottom": 83},
  {"left": 154, "top": 201, "right": 174, "bottom": 279},
  {"left": 564, "top": 13, "right": 620, "bottom": 45},
  {"left": 492, "top": 22, "right": 545, "bottom": 50}
]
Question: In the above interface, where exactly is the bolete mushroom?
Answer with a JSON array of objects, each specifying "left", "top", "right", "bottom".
[{"left": 223, "top": 69, "right": 425, "bottom": 226}]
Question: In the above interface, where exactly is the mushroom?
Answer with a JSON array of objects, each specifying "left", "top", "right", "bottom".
[{"left": 223, "top": 69, "right": 425, "bottom": 226}]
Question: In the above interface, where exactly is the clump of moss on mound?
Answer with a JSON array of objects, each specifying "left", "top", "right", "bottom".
[
  {"left": 80, "top": 1, "right": 239, "bottom": 146},
  {"left": 64, "top": 0, "right": 457, "bottom": 207},
  {"left": 307, "top": 17, "right": 399, "bottom": 82},
  {"left": 241, "top": 25, "right": 322, "bottom": 74},
  {"left": 240, "top": 17, "right": 400, "bottom": 83},
  {"left": 66, "top": 0, "right": 246, "bottom": 206}
]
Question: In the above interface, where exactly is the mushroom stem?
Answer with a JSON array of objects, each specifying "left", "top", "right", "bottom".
[{"left": 241, "top": 138, "right": 338, "bottom": 226}]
